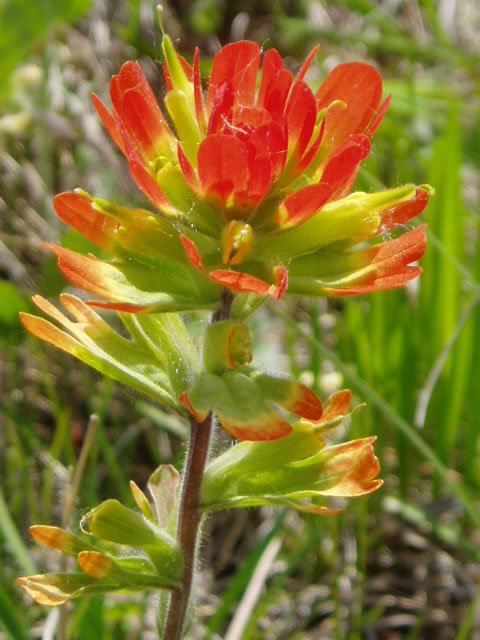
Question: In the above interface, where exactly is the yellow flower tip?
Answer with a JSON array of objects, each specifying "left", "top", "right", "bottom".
[
  {"left": 129, "top": 480, "right": 155, "bottom": 521},
  {"left": 16, "top": 576, "right": 70, "bottom": 606},
  {"left": 203, "top": 321, "right": 253, "bottom": 373},
  {"left": 30, "top": 525, "right": 70, "bottom": 552},
  {"left": 226, "top": 324, "right": 253, "bottom": 368},
  {"left": 160, "top": 27, "right": 193, "bottom": 107},
  {"left": 73, "top": 187, "right": 90, "bottom": 197},
  {"left": 317, "top": 99, "right": 347, "bottom": 124},
  {"left": 129, "top": 479, "right": 142, "bottom": 500},
  {"left": 273, "top": 203, "right": 289, "bottom": 227},
  {"left": 419, "top": 183, "right": 436, "bottom": 196},
  {"left": 78, "top": 551, "right": 112, "bottom": 578},
  {"left": 221, "top": 221, "right": 254, "bottom": 265}
]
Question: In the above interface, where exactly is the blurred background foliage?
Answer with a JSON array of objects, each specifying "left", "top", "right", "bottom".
[{"left": 1, "top": 0, "right": 480, "bottom": 638}]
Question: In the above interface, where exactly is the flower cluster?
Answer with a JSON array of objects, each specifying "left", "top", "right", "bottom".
[{"left": 46, "top": 31, "right": 430, "bottom": 313}]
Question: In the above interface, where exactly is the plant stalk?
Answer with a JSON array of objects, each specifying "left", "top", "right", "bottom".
[{"left": 163, "top": 290, "right": 234, "bottom": 639}]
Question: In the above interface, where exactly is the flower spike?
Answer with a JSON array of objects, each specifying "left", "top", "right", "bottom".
[
  {"left": 20, "top": 24, "right": 430, "bottom": 634},
  {"left": 35, "top": 37, "right": 431, "bottom": 310}
]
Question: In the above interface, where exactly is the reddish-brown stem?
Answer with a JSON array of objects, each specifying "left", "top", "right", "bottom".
[{"left": 163, "top": 290, "right": 234, "bottom": 639}]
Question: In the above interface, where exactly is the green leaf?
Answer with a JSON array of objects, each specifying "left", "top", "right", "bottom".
[
  {"left": 0, "top": 487, "right": 35, "bottom": 574},
  {"left": 21, "top": 295, "right": 181, "bottom": 411},
  {"left": 121, "top": 313, "right": 198, "bottom": 395}
]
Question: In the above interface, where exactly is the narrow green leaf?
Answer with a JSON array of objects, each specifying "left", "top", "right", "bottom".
[
  {"left": 0, "top": 586, "right": 31, "bottom": 640},
  {"left": 0, "top": 487, "right": 35, "bottom": 574}
]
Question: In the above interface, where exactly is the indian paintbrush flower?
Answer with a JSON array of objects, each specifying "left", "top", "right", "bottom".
[
  {"left": 17, "top": 24, "right": 426, "bottom": 631},
  {"left": 19, "top": 29, "right": 434, "bottom": 443},
  {"left": 43, "top": 27, "right": 431, "bottom": 313}
]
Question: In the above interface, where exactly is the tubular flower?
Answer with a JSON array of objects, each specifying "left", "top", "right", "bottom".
[{"left": 46, "top": 35, "right": 431, "bottom": 312}]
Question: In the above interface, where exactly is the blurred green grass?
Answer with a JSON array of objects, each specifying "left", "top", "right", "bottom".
[{"left": 1, "top": 0, "right": 479, "bottom": 638}]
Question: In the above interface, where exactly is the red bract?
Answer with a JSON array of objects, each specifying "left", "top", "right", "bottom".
[{"left": 44, "top": 36, "right": 431, "bottom": 311}]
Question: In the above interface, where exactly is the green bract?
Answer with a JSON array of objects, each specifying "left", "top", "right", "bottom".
[
  {"left": 180, "top": 321, "right": 324, "bottom": 441},
  {"left": 21, "top": 295, "right": 198, "bottom": 413},
  {"left": 201, "top": 397, "right": 382, "bottom": 515}
]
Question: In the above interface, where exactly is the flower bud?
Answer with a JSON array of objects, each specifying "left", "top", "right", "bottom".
[
  {"left": 203, "top": 321, "right": 252, "bottom": 374},
  {"left": 83, "top": 499, "right": 182, "bottom": 578}
]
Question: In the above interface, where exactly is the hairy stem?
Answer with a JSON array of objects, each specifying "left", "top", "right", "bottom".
[{"left": 163, "top": 290, "right": 234, "bottom": 639}]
